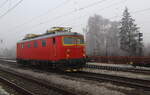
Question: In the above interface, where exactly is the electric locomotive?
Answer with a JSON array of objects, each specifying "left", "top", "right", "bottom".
[{"left": 16, "top": 27, "right": 86, "bottom": 71}]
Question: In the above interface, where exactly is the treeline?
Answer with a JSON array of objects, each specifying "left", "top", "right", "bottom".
[
  {"left": 1, "top": 8, "right": 150, "bottom": 58},
  {"left": 0, "top": 46, "right": 16, "bottom": 58},
  {"left": 85, "top": 8, "right": 149, "bottom": 56}
]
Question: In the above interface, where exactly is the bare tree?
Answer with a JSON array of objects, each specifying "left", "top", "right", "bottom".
[{"left": 85, "top": 14, "right": 120, "bottom": 56}]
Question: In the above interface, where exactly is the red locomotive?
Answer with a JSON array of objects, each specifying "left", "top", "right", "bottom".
[{"left": 16, "top": 27, "right": 86, "bottom": 71}]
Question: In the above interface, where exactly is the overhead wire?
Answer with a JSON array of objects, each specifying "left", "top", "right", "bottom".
[
  {"left": 11, "top": 0, "right": 71, "bottom": 31},
  {"left": 58, "top": 0, "right": 125, "bottom": 28},
  {"left": 60, "top": 0, "right": 126, "bottom": 27},
  {"left": 1, "top": 0, "right": 73, "bottom": 36},
  {"left": 77, "top": 0, "right": 108, "bottom": 11},
  {"left": 0, "top": 0, "right": 23, "bottom": 19},
  {"left": 0, "top": 0, "right": 8, "bottom": 9},
  {"left": 6, "top": 0, "right": 150, "bottom": 34},
  {"left": 108, "top": 7, "right": 150, "bottom": 20},
  {"left": 28, "top": 6, "right": 150, "bottom": 35},
  {"left": 70, "top": 6, "right": 150, "bottom": 29},
  {"left": 15, "top": 0, "right": 108, "bottom": 33}
]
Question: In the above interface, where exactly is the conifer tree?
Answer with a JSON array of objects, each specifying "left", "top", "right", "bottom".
[{"left": 119, "top": 8, "right": 143, "bottom": 56}]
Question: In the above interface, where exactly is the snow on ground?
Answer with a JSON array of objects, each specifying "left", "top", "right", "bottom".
[
  {"left": 2, "top": 60, "right": 16, "bottom": 63},
  {"left": 83, "top": 68, "right": 150, "bottom": 80},
  {"left": 87, "top": 62, "right": 150, "bottom": 70},
  {"left": 0, "top": 64, "right": 133, "bottom": 95},
  {"left": 0, "top": 86, "right": 10, "bottom": 95},
  {"left": 87, "top": 62, "right": 134, "bottom": 68}
]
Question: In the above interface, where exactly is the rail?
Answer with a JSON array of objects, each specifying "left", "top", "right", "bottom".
[
  {"left": 68, "top": 71, "right": 150, "bottom": 91},
  {"left": 0, "top": 67, "right": 77, "bottom": 95},
  {"left": 85, "top": 64, "right": 150, "bottom": 74},
  {"left": 0, "top": 76, "right": 35, "bottom": 95},
  {"left": 87, "top": 56, "right": 150, "bottom": 66}
]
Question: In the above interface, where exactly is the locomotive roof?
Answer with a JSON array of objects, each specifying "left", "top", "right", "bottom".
[{"left": 18, "top": 32, "right": 83, "bottom": 43}]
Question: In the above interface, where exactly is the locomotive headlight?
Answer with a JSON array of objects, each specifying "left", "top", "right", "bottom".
[
  {"left": 83, "top": 54, "right": 86, "bottom": 57},
  {"left": 66, "top": 49, "right": 70, "bottom": 59},
  {"left": 67, "top": 49, "right": 70, "bottom": 53},
  {"left": 66, "top": 54, "right": 70, "bottom": 59}
]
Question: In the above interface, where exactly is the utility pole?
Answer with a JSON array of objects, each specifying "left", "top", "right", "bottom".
[
  {"left": 0, "top": 39, "right": 3, "bottom": 56},
  {"left": 105, "top": 39, "right": 108, "bottom": 56}
]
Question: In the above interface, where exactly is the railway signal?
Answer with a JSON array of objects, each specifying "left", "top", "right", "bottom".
[
  {"left": 139, "top": 33, "right": 143, "bottom": 41},
  {"left": 138, "top": 33, "right": 143, "bottom": 56}
]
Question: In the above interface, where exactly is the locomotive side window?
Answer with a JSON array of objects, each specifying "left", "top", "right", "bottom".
[
  {"left": 64, "top": 37, "right": 76, "bottom": 44},
  {"left": 28, "top": 43, "right": 31, "bottom": 48},
  {"left": 34, "top": 41, "right": 38, "bottom": 47},
  {"left": 63, "top": 37, "right": 84, "bottom": 45},
  {"left": 21, "top": 43, "right": 24, "bottom": 48},
  {"left": 42, "top": 40, "right": 46, "bottom": 47},
  {"left": 76, "top": 38, "right": 84, "bottom": 44},
  {"left": 52, "top": 38, "right": 56, "bottom": 44}
]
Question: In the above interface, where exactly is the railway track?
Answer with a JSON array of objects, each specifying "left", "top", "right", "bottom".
[
  {"left": 67, "top": 71, "right": 150, "bottom": 91},
  {"left": 0, "top": 67, "right": 77, "bottom": 95},
  {"left": 85, "top": 64, "right": 150, "bottom": 75},
  {"left": 0, "top": 59, "right": 150, "bottom": 91},
  {"left": 0, "top": 76, "right": 34, "bottom": 95},
  {"left": 1, "top": 58, "right": 150, "bottom": 74}
]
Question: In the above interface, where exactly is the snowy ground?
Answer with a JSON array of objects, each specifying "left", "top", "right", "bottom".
[
  {"left": 86, "top": 62, "right": 150, "bottom": 80},
  {"left": 87, "top": 62, "right": 150, "bottom": 70},
  {"left": 83, "top": 68, "right": 150, "bottom": 80},
  {"left": 0, "top": 86, "right": 10, "bottom": 95},
  {"left": 87, "top": 62, "right": 133, "bottom": 68},
  {"left": 0, "top": 64, "right": 135, "bottom": 95}
]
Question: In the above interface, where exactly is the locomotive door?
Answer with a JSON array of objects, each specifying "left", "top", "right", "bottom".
[
  {"left": 74, "top": 37, "right": 79, "bottom": 58},
  {"left": 52, "top": 38, "right": 57, "bottom": 59},
  {"left": 75, "top": 37, "right": 82, "bottom": 58}
]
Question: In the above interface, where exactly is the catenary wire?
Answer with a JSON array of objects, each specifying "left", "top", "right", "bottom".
[
  {"left": 14, "top": 0, "right": 108, "bottom": 32},
  {"left": 0, "top": 0, "right": 23, "bottom": 19},
  {"left": 11, "top": 0, "right": 71, "bottom": 31},
  {"left": 0, "top": 0, "right": 8, "bottom": 9}
]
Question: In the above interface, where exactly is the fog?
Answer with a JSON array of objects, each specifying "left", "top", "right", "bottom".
[{"left": 0, "top": 0, "right": 150, "bottom": 57}]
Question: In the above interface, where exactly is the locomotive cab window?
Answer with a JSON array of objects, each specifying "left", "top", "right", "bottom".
[
  {"left": 76, "top": 38, "right": 84, "bottom": 44},
  {"left": 42, "top": 40, "right": 46, "bottom": 47},
  {"left": 27, "top": 43, "right": 31, "bottom": 48},
  {"left": 63, "top": 37, "right": 84, "bottom": 45}
]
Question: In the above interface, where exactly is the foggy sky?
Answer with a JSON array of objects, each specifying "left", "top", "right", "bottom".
[{"left": 0, "top": 0, "right": 150, "bottom": 48}]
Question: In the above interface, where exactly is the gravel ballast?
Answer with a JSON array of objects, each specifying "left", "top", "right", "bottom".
[
  {"left": 83, "top": 68, "right": 150, "bottom": 80},
  {"left": 0, "top": 63, "right": 148, "bottom": 95}
]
